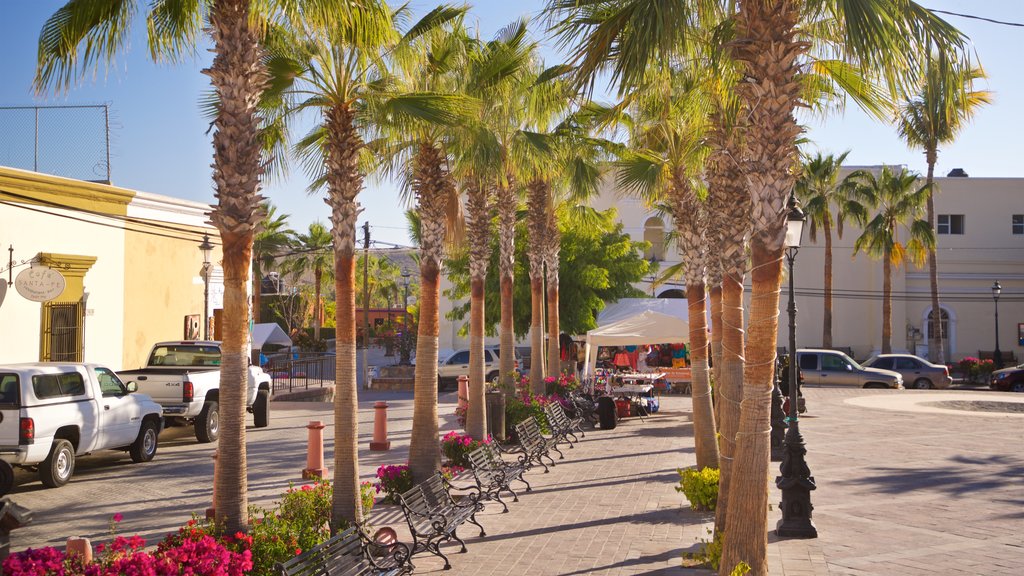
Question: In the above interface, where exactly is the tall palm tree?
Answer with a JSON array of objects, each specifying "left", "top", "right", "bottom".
[
  {"left": 853, "top": 166, "right": 934, "bottom": 354},
  {"left": 253, "top": 203, "right": 294, "bottom": 324},
  {"left": 795, "top": 151, "right": 868, "bottom": 348},
  {"left": 32, "top": 0, "right": 340, "bottom": 533},
  {"left": 287, "top": 223, "right": 335, "bottom": 342},
  {"left": 897, "top": 55, "right": 990, "bottom": 363},
  {"left": 546, "top": 1, "right": 966, "bottom": 573}
]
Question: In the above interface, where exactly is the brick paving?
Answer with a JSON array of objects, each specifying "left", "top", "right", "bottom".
[{"left": 5, "top": 386, "right": 1023, "bottom": 575}]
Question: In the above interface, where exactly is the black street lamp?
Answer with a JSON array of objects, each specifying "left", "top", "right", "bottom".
[
  {"left": 992, "top": 281, "right": 1003, "bottom": 369},
  {"left": 776, "top": 193, "right": 817, "bottom": 539},
  {"left": 198, "top": 234, "right": 214, "bottom": 340},
  {"left": 401, "top": 271, "right": 411, "bottom": 365}
]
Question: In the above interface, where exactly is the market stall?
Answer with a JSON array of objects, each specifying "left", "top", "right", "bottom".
[{"left": 582, "top": 310, "right": 690, "bottom": 377}]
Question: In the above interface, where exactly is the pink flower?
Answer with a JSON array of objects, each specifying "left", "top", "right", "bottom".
[{"left": 112, "top": 512, "right": 124, "bottom": 523}]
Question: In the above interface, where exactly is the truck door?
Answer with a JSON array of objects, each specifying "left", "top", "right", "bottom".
[
  {"left": 820, "top": 353, "right": 855, "bottom": 386},
  {"left": 0, "top": 373, "right": 20, "bottom": 447},
  {"left": 94, "top": 367, "right": 143, "bottom": 448}
]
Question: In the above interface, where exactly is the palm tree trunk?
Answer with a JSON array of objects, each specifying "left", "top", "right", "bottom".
[
  {"left": 324, "top": 102, "right": 364, "bottom": 530},
  {"left": 497, "top": 184, "right": 517, "bottom": 390},
  {"left": 924, "top": 159, "right": 942, "bottom": 362},
  {"left": 709, "top": 284, "right": 724, "bottom": 426},
  {"left": 408, "top": 141, "right": 448, "bottom": 482},
  {"left": 314, "top": 267, "right": 322, "bottom": 341},
  {"left": 206, "top": 0, "right": 268, "bottom": 534},
  {"left": 713, "top": 274, "right": 744, "bottom": 535},
  {"left": 883, "top": 247, "right": 892, "bottom": 354},
  {"left": 722, "top": 240, "right": 783, "bottom": 576},
  {"left": 546, "top": 278, "right": 560, "bottom": 380},
  {"left": 823, "top": 218, "right": 833, "bottom": 348},
  {"left": 467, "top": 276, "right": 487, "bottom": 438},
  {"left": 529, "top": 275, "right": 545, "bottom": 393},
  {"left": 687, "top": 283, "right": 719, "bottom": 470}
]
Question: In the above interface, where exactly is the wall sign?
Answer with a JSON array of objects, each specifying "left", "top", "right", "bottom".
[{"left": 15, "top": 265, "right": 66, "bottom": 302}]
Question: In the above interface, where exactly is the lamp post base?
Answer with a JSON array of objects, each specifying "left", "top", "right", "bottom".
[{"left": 775, "top": 422, "right": 818, "bottom": 539}]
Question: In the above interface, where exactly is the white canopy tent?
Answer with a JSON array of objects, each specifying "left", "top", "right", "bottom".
[
  {"left": 583, "top": 309, "right": 690, "bottom": 377},
  {"left": 596, "top": 298, "right": 688, "bottom": 326},
  {"left": 251, "top": 323, "right": 293, "bottom": 350}
]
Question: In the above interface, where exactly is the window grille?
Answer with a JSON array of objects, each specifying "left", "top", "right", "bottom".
[{"left": 41, "top": 302, "right": 84, "bottom": 362}]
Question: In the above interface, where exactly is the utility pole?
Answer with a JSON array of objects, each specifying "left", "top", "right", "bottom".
[{"left": 363, "top": 222, "right": 371, "bottom": 388}]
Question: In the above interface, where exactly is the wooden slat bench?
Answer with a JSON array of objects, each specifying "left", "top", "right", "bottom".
[
  {"left": 463, "top": 443, "right": 532, "bottom": 513},
  {"left": 276, "top": 525, "right": 413, "bottom": 576},
  {"left": 513, "top": 416, "right": 563, "bottom": 473},
  {"left": 396, "top": 472, "right": 485, "bottom": 569}
]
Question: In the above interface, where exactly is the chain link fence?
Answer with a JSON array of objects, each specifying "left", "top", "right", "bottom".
[{"left": 0, "top": 105, "right": 110, "bottom": 183}]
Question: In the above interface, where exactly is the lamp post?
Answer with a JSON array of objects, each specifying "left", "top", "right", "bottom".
[
  {"left": 992, "top": 281, "right": 1003, "bottom": 369},
  {"left": 198, "top": 234, "right": 214, "bottom": 341},
  {"left": 776, "top": 193, "right": 817, "bottom": 538},
  {"left": 401, "top": 271, "right": 411, "bottom": 365}
]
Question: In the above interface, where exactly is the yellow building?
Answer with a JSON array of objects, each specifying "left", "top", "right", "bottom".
[{"left": 0, "top": 166, "right": 222, "bottom": 369}]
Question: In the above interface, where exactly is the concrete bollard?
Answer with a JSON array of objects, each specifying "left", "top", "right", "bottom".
[
  {"left": 369, "top": 401, "right": 391, "bottom": 451},
  {"left": 65, "top": 537, "right": 93, "bottom": 563},
  {"left": 206, "top": 450, "right": 218, "bottom": 519},
  {"left": 457, "top": 375, "right": 469, "bottom": 410},
  {"left": 302, "top": 421, "right": 328, "bottom": 480}
]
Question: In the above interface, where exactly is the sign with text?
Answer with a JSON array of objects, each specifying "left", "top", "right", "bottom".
[{"left": 15, "top": 266, "right": 66, "bottom": 302}]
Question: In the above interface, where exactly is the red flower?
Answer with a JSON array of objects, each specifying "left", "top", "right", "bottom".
[
  {"left": 112, "top": 512, "right": 124, "bottom": 522},
  {"left": 295, "top": 548, "right": 303, "bottom": 555}
]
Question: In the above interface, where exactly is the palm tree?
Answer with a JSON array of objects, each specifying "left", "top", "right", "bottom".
[
  {"left": 897, "top": 55, "right": 990, "bottom": 363},
  {"left": 253, "top": 202, "right": 294, "bottom": 324},
  {"left": 853, "top": 166, "right": 934, "bottom": 354},
  {"left": 33, "top": 0, "right": 340, "bottom": 533},
  {"left": 795, "top": 151, "right": 868, "bottom": 348},
  {"left": 287, "top": 223, "right": 334, "bottom": 342},
  {"left": 546, "top": 1, "right": 966, "bottom": 572}
]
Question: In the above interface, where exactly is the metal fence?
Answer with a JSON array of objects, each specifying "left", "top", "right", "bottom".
[
  {"left": 266, "top": 353, "right": 336, "bottom": 394},
  {"left": 0, "top": 105, "right": 111, "bottom": 183}
]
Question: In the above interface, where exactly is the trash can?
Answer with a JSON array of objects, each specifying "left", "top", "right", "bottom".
[
  {"left": 597, "top": 396, "right": 617, "bottom": 430},
  {"left": 485, "top": 390, "right": 506, "bottom": 441}
]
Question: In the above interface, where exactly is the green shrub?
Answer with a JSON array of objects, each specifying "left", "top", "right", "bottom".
[
  {"left": 676, "top": 467, "right": 720, "bottom": 511},
  {"left": 684, "top": 528, "right": 724, "bottom": 570}
]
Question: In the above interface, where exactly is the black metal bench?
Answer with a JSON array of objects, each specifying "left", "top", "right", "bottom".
[
  {"left": 463, "top": 443, "right": 533, "bottom": 513},
  {"left": 513, "top": 416, "right": 563, "bottom": 473},
  {"left": 275, "top": 525, "right": 413, "bottom": 576},
  {"left": 545, "top": 402, "right": 584, "bottom": 445},
  {"left": 396, "top": 472, "right": 485, "bottom": 569},
  {"left": 568, "top": 391, "right": 598, "bottom": 427}
]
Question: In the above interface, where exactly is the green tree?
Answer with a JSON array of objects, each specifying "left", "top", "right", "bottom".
[
  {"left": 795, "top": 151, "right": 869, "bottom": 348},
  {"left": 285, "top": 222, "right": 334, "bottom": 342},
  {"left": 253, "top": 202, "right": 294, "bottom": 324},
  {"left": 897, "top": 55, "right": 990, "bottom": 363},
  {"left": 853, "top": 166, "right": 934, "bottom": 354}
]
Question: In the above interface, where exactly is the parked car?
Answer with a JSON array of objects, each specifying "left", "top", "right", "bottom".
[
  {"left": 796, "top": 349, "right": 903, "bottom": 389},
  {"left": 436, "top": 346, "right": 521, "bottom": 391},
  {"left": 989, "top": 363, "right": 1024, "bottom": 393},
  {"left": 863, "top": 354, "right": 952, "bottom": 389},
  {"left": 0, "top": 363, "right": 164, "bottom": 496},
  {"left": 118, "top": 341, "right": 272, "bottom": 443}
]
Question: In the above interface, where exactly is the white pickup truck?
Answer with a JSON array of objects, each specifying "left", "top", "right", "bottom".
[
  {"left": 0, "top": 363, "right": 164, "bottom": 496},
  {"left": 117, "top": 341, "right": 272, "bottom": 443}
]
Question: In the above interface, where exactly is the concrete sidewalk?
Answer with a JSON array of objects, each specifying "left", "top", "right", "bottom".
[{"left": 6, "top": 387, "right": 1023, "bottom": 575}]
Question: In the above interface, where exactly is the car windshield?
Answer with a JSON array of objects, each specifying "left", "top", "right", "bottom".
[
  {"left": 839, "top": 352, "right": 864, "bottom": 370},
  {"left": 148, "top": 345, "right": 222, "bottom": 367}
]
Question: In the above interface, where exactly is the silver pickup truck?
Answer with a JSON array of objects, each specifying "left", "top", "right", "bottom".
[{"left": 118, "top": 341, "right": 272, "bottom": 443}]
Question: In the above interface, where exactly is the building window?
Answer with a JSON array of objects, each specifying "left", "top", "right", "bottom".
[
  {"left": 937, "top": 214, "right": 964, "bottom": 235},
  {"left": 1013, "top": 214, "right": 1023, "bottom": 235},
  {"left": 643, "top": 217, "right": 665, "bottom": 261},
  {"left": 41, "top": 302, "right": 84, "bottom": 362}
]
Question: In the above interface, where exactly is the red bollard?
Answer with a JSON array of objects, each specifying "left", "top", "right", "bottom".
[
  {"left": 206, "top": 450, "right": 218, "bottom": 519},
  {"left": 370, "top": 401, "right": 391, "bottom": 451},
  {"left": 66, "top": 538, "right": 93, "bottom": 563},
  {"left": 303, "top": 421, "right": 329, "bottom": 480}
]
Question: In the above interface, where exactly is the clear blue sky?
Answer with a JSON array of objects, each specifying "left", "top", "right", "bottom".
[{"left": 2, "top": 1, "right": 1021, "bottom": 248}]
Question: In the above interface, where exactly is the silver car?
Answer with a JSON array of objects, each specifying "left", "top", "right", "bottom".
[
  {"left": 863, "top": 354, "right": 952, "bottom": 390},
  {"left": 796, "top": 349, "right": 903, "bottom": 389}
]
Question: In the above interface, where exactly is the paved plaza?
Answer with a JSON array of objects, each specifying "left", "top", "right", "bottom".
[{"left": 5, "top": 386, "right": 1023, "bottom": 575}]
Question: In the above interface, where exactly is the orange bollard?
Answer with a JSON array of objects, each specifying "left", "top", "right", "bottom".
[
  {"left": 66, "top": 538, "right": 93, "bottom": 563},
  {"left": 206, "top": 450, "right": 218, "bottom": 519},
  {"left": 303, "top": 421, "right": 328, "bottom": 480},
  {"left": 457, "top": 375, "right": 469, "bottom": 410},
  {"left": 369, "top": 401, "right": 391, "bottom": 451}
]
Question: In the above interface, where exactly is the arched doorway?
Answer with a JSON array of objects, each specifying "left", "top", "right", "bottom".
[
  {"left": 923, "top": 306, "right": 955, "bottom": 361},
  {"left": 657, "top": 289, "right": 686, "bottom": 299}
]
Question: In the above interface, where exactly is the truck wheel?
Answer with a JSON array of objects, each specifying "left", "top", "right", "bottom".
[
  {"left": 253, "top": 389, "right": 271, "bottom": 428},
  {"left": 486, "top": 371, "right": 499, "bottom": 384},
  {"left": 195, "top": 401, "right": 220, "bottom": 443},
  {"left": 130, "top": 420, "right": 159, "bottom": 463},
  {"left": 40, "top": 440, "right": 75, "bottom": 488},
  {"left": 0, "top": 460, "right": 14, "bottom": 497}
]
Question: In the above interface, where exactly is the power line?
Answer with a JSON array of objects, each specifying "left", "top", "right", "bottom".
[{"left": 929, "top": 8, "right": 1024, "bottom": 28}]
